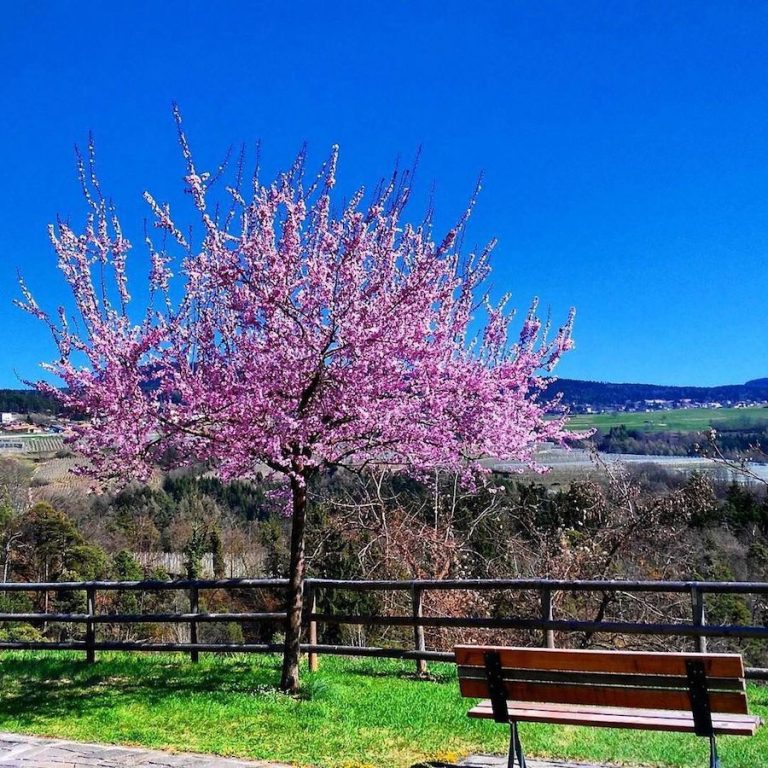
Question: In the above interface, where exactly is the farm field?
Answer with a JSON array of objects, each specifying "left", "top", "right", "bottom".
[
  {"left": 567, "top": 406, "right": 768, "bottom": 433},
  {"left": 0, "top": 434, "right": 65, "bottom": 453},
  {"left": 0, "top": 652, "right": 765, "bottom": 768},
  {"left": 30, "top": 456, "right": 86, "bottom": 484},
  {"left": 27, "top": 454, "right": 167, "bottom": 495}
]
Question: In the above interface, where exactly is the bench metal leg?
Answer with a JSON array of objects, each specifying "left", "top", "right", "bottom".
[
  {"left": 507, "top": 721, "right": 526, "bottom": 768},
  {"left": 709, "top": 734, "right": 720, "bottom": 768}
]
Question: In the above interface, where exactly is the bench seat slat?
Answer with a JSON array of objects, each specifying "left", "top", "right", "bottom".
[
  {"left": 459, "top": 677, "right": 749, "bottom": 714},
  {"left": 470, "top": 699, "right": 758, "bottom": 724},
  {"left": 455, "top": 645, "right": 744, "bottom": 679},
  {"left": 456, "top": 666, "right": 744, "bottom": 691},
  {"left": 468, "top": 700, "right": 762, "bottom": 736}
]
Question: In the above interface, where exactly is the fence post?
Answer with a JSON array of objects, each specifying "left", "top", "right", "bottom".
[
  {"left": 189, "top": 585, "right": 199, "bottom": 663},
  {"left": 541, "top": 585, "right": 555, "bottom": 648},
  {"left": 691, "top": 585, "right": 707, "bottom": 654},
  {"left": 85, "top": 584, "right": 96, "bottom": 664},
  {"left": 412, "top": 585, "right": 427, "bottom": 675},
  {"left": 307, "top": 583, "right": 319, "bottom": 672}
]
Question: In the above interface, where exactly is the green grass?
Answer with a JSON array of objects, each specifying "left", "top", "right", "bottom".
[
  {"left": 567, "top": 406, "right": 768, "bottom": 434},
  {"left": 0, "top": 653, "right": 766, "bottom": 767}
]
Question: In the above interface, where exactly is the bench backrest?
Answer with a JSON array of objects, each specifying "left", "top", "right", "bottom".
[{"left": 455, "top": 645, "right": 749, "bottom": 716}]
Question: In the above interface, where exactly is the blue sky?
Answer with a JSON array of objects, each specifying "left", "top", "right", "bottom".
[{"left": 2, "top": 1, "right": 767, "bottom": 388}]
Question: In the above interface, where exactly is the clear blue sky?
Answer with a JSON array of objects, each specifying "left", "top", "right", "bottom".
[{"left": 2, "top": 1, "right": 767, "bottom": 388}]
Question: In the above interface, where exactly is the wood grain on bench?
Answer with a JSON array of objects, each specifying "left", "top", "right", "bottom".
[{"left": 455, "top": 644, "right": 761, "bottom": 734}]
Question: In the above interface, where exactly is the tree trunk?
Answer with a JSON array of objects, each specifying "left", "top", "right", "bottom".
[
  {"left": 1, "top": 541, "right": 8, "bottom": 583},
  {"left": 279, "top": 476, "right": 308, "bottom": 693}
]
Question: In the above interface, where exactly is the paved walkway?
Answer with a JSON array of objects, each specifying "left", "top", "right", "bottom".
[
  {"left": 0, "top": 734, "right": 290, "bottom": 768},
  {"left": 459, "top": 757, "right": 623, "bottom": 768},
  {"left": 0, "top": 734, "right": 627, "bottom": 768}
]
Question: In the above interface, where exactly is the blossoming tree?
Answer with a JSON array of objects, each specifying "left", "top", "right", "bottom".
[{"left": 20, "top": 112, "right": 576, "bottom": 692}]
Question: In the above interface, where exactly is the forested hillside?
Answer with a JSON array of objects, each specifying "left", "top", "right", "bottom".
[
  {"left": 4, "top": 376, "right": 768, "bottom": 417},
  {"left": 546, "top": 378, "right": 768, "bottom": 408},
  {"left": 0, "top": 390, "right": 60, "bottom": 414}
]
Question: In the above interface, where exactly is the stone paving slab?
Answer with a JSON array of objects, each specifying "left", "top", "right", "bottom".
[
  {"left": 459, "top": 756, "right": 625, "bottom": 768},
  {"left": 0, "top": 734, "right": 290, "bottom": 768},
  {"left": 0, "top": 734, "right": 630, "bottom": 768}
]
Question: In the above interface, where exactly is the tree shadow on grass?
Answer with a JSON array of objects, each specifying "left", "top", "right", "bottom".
[
  {"left": 749, "top": 685, "right": 768, "bottom": 708},
  {"left": 337, "top": 659, "right": 455, "bottom": 684},
  {"left": 0, "top": 655, "right": 289, "bottom": 730}
]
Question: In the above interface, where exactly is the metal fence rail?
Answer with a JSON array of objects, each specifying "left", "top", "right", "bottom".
[{"left": 1, "top": 577, "right": 767, "bottom": 678}]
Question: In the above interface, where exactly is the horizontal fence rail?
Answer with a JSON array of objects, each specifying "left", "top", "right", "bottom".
[{"left": 1, "top": 578, "right": 767, "bottom": 678}]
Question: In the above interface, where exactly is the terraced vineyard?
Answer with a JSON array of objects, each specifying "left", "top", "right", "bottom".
[
  {"left": 31, "top": 456, "right": 86, "bottom": 485},
  {"left": 0, "top": 434, "right": 65, "bottom": 453}
]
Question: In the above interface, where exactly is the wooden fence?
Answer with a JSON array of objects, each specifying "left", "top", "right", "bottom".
[{"left": 1, "top": 577, "right": 768, "bottom": 678}]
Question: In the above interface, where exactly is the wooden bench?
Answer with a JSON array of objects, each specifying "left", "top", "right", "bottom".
[{"left": 455, "top": 645, "right": 762, "bottom": 768}]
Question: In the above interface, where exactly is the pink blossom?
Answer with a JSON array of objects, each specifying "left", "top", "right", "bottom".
[{"left": 20, "top": 116, "right": 582, "bottom": 692}]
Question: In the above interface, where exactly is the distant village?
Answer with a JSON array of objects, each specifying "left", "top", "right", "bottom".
[
  {"left": 0, "top": 411, "right": 71, "bottom": 453},
  {"left": 1, "top": 381, "right": 768, "bottom": 456},
  {"left": 546, "top": 377, "right": 768, "bottom": 415},
  {"left": 571, "top": 395, "right": 768, "bottom": 415}
]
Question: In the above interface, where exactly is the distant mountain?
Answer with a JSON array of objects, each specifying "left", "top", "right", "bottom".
[
  {"left": 0, "top": 389, "right": 60, "bottom": 414},
  {"left": 3, "top": 378, "right": 768, "bottom": 417},
  {"left": 545, "top": 378, "right": 768, "bottom": 409}
]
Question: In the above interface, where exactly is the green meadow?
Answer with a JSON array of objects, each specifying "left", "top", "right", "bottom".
[
  {"left": 567, "top": 406, "right": 768, "bottom": 434},
  {"left": 0, "top": 652, "right": 765, "bottom": 768}
]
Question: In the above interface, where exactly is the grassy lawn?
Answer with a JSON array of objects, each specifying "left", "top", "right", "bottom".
[
  {"left": 0, "top": 652, "right": 765, "bottom": 768},
  {"left": 567, "top": 406, "right": 768, "bottom": 434}
]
